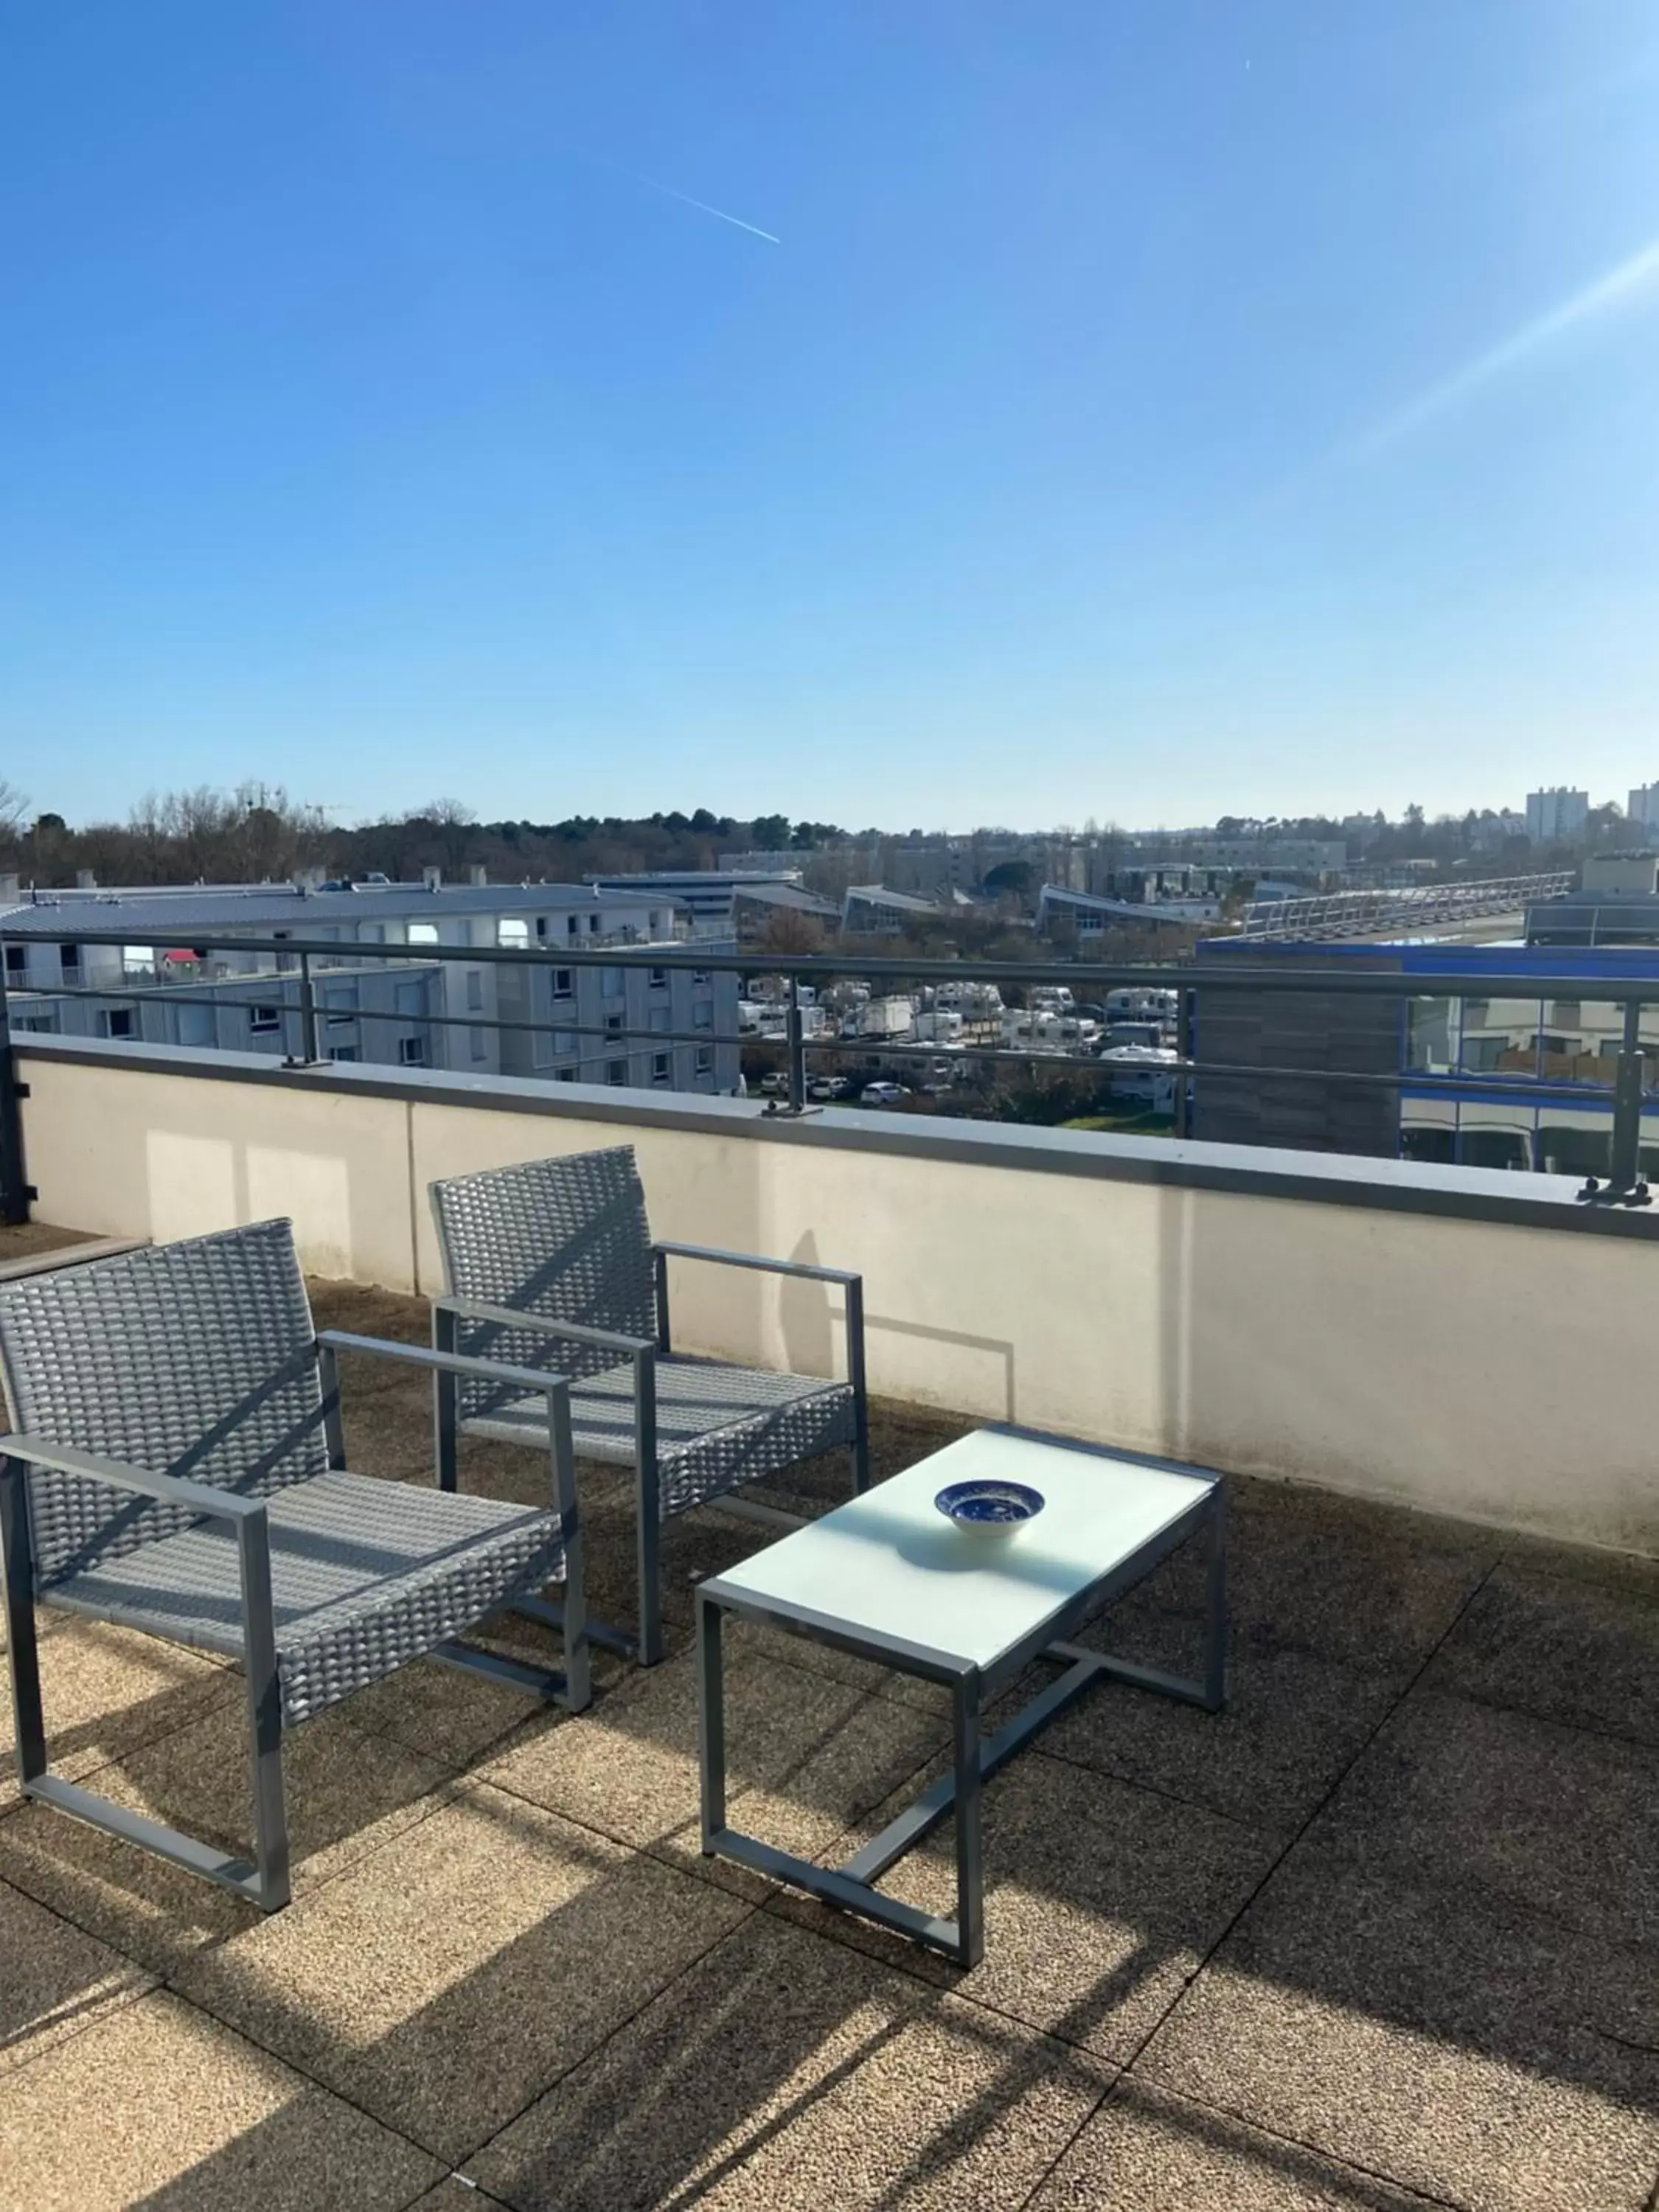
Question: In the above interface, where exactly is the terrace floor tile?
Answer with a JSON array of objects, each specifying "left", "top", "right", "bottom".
[
  {"left": 1139, "top": 1848, "right": 1659, "bottom": 2212},
  {"left": 0, "top": 1987, "right": 442, "bottom": 2211},
  {"left": 170, "top": 1781, "right": 751, "bottom": 2166},
  {"left": 468, "top": 1910, "right": 1113, "bottom": 2212}
]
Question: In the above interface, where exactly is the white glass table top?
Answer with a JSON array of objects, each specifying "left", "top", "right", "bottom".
[{"left": 706, "top": 1428, "right": 1214, "bottom": 1672}]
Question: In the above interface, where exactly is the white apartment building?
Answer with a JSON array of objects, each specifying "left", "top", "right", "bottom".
[
  {"left": 1526, "top": 788, "right": 1589, "bottom": 842},
  {"left": 0, "top": 880, "right": 740, "bottom": 1096}
]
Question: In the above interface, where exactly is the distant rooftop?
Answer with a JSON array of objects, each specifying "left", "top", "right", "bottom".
[{"left": 0, "top": 880, "right": 666, "bottom": 936}]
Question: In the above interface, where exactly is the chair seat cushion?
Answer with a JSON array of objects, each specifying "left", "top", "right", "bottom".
[
  {"left": 44, "top": 1471, "right": 567, "bottom": 1725},
  {"left": 460, "top": 1354, "right": 858, "bottom": 1517}
]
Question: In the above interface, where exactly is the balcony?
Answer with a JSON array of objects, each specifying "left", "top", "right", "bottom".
[{"left": 1, "top": 1045, "right": 1656, "bottom": 2208}]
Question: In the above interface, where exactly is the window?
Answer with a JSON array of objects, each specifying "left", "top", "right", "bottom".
[
  {"left": 554, "top": 1029, "right": 577, "bottom": 1055},
  {"left": 498, "top": 918, "right": 529, "bottom": 949},
  {"left": 250, "top": 1005, "right": 281, "bottom": 1034},
  {"left": 552, "top": 967, "right": 573, "bottom": 998},
  {"left": 11, "top": 1011, "right": 55, "bottom": 1033},
  {"left": 176, "top": 1003, "right": 215, "bottom": 1048},
  {"left": 649, "top": 967, "right": 668, "bottom": 989},
  {"left": 399, "top": 1036, "right": 427, "bottom": 1066},
  {"left": 606, "top": 1058, "right": 627, "bottom": 1085},
  {"left": 60, "top": 943, "right": 81, "bottom": 977},
  {"left": 394, "top": 979, "right": 425, "bottom": 1018},
  {"left": 556, "top": 1067, "right": 575, "bottom": 1082},
  {"left": 692, "top": 969, "right": 710, "bottom": 986},
  {"left": 328, "top": 1044, "right": 360, "bottom": 1062},
  {"left": 465, "top": 970, "right": 484, "bottom": 1012},
  {"left": 694, "top": 1002, "right": 713, "bottom": 1029},
  {"left": 587, "top": 914, "right": 601, "bottom": 934},
  {"left": 324, "top": 985, "right": 356, "bottom": 1026},
  {"left": 407, "top": 922, "right": 439, "bottom": 945},
  {"left": 469, "top": 1026, "right": 488, "bottom": 1062},
  {"left": 647, "top": 1004, "right": 671, "bottom": 1033},
  {"left": 605, "top": 1012, "right": 624, "bottom": 1035},
  {"left": 101, "top": 1007, "right": 135, "bottom": 1039},
  {"left": 4, "top": 945, "right": 24, "bottom": 978},
  {"left": 535, "top": 916, "right": 549, "bottom": 938},
  {"left": 566, "top": 914, "right": 580, "bottom": 938},
  {"left": 695, "top": 1046, "right": 713, "bottom": 1075},
  {"left": 600, "top": 966, "right": 624, "bottom": 995},
  {"left": 652, "top": 1051, "right": 671, "bottom": 1085}
]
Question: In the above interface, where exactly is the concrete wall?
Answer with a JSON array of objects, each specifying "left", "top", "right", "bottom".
[{"left": 13, "top": 1039, "right": 1658, "bottom": 1556}]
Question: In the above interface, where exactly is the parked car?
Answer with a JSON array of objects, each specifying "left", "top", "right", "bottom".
[
  {"left": 808, "top": 1074, "right": 853, "bottom": 1102},
  {"left": 758, "top": 1071, "right": 790, "bottom": 1097},
  {"left": 860, "top": 1081, "right": 909, "bottom": 1107}
]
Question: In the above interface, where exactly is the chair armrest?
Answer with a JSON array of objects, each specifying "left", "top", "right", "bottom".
[
  {"left": 651, "top": 1242, "right": 861, "bottom": 1288},
  {"left": 316, "top": 1329, "right": 575, "bottom": 1401},
  {"left": 1, "top": 1432, "right": 279, "bottom": 1691},
  {"left": 0, "top": 1431, "right": 265, "bottom": 1526},
  {"left": 431, "top": 1298, "right": 656, "bottom": 1359}
]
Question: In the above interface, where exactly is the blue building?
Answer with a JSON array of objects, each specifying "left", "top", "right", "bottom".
[{"left": 1194, "top": 936, "right": 1659, "bottom": 1178}]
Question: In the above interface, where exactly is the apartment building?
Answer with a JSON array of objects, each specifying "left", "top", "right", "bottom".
[
  {"left": 1525, "top": 787, "right": 1589, "bottom": 842},
  {"left": 0, "top": 879, "right": 740, "bottom": 1095}
]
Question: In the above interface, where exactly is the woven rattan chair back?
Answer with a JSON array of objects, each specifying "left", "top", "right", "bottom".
[
  {"left": 431, "top": 1145, "right": 655, "bottom": 1413},
  {"left": 0, "top": 1219, "right": 327, "bottom": 1589}
]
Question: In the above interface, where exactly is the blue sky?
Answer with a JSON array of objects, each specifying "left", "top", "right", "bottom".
[{"left": 3, "top": 1, "right": 1657, "bottom": 832}]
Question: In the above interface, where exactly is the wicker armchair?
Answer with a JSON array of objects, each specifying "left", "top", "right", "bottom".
[
  {"left": 430, "top": 1144, "right": 869, "bottom": 1665},
  {"left": 0, "top": 1220, "right": 588, "bottom": 1913}
]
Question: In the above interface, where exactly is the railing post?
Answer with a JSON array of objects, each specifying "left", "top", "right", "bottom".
[
  {"left": 287, "top": 951, "right": 321, "bottom": 1068},
  {"left": 786, "top": 976, "right": 807, "bottom": 1113},
  {"left": 1609, "top": 999, "right": 1646, "bottom": 1192},
  {"left": 0, "top": 951, "right": 32, "bottom": 1224}
]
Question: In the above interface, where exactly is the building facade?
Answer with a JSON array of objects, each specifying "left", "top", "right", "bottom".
[
  {"left": 0, "top": 880, "right": 740, "bottom": 1095},
  {"left": 1526, "top": 787, "right": 1589, "bottom": 842}
]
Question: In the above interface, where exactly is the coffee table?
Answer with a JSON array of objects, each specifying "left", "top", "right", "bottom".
[{"left": 696, "top": 1423, "right": 1225, "bottom": 1966}]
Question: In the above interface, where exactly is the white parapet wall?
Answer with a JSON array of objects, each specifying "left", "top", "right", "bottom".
[{"left": 14, "top": 1037, "right": 1658, "bottom": 1557}]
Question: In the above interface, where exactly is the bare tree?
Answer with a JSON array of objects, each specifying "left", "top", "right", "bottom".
[
  {"left": 0, "top": 778, "right": 29, "bottom": 847},
  {"left": 417, "top": 798, "right": 479, "bottom": 876}
]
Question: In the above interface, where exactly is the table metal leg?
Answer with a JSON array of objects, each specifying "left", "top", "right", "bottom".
[
  {"left": 952, "top": 1669, "right": 985, "bottom": 1969},
  {"left": 698, "top": 1591, "right": 726, "bottom": 1850}
]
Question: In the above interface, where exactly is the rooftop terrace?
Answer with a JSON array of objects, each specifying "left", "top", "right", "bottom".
[{"left": 3, "top": 1244, "right": 1655, "bottom": 2211}]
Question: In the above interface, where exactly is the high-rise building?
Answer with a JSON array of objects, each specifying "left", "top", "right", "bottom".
[
  {"left": 1525, "top": 788, "right": 1589, "bottom": 843},
  {"left": 1627, "top": 784, "right": 1659, "bottom": 834}
]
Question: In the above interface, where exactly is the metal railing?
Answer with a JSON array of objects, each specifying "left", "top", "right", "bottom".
[
  {"left": 1237, "top": 872, "right": 1576, "bottom": 942},
  {"left": 3, "top": 920, "right": 1658, "bottom": 1222}
]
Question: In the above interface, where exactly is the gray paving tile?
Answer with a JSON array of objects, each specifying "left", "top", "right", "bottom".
[
  {"left": 469, "top": 1910, "right": 1111, "bottom": 2212},
  {"left": 1310, "top": 1688, "right": 1659, "bottom": 1950},
  {"left": 1029, "top": 2079, "right": 1446, "bottom": 2209},
  {"left": 170, "top": 1782, "right": 751, "bottom": 2166},
  {"left": 0, "top": 1987, "right": 442, "bottom": 2211},
  {"left": 992, "top": 1624, "right": 1400, "bottom": 1835},
  {"left": 1141, "top": 1849, "right": 1659, "bottom": 2212},
  {"left": 1424, "top": 1557, "right": 1659, "bottom": 1745},
  {"left": 1, "top": 1615, "right": 235, "bottom": 1814},
  {"left": 770, "top": 1747, "right": 1279, "bottom": 2064},
  {"left": 482, "top": 1641, "right": 945, "bottom": 1885},
  {"left": 0, "top": 1697, "right": 456, "bottom": 1975},
  {"left": 1125, "top": 1473, "right": 1498, "bottom": 1677},
  {"left": 0, "top": 1875, "right": 154, "bottom": 2080}
]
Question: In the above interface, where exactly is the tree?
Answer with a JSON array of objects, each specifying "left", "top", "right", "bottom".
[
  {"left": 417, "top": 798, "right": 479, "bottom": 874},
  {"left": 750, "top": 813, "right": 790, "bottom": 850},
  {"left": 0, "top": 778, "right": 29, "bottom": 846},
  {"left": 757, "top": 908, "right": 825, "bottom": 956},
  {"left": 981, "top": 858, "right": 1034, "bottom": 899}
]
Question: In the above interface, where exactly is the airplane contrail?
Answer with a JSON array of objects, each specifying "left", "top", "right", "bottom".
[
  {"left": 1342, "top": 231, "right": 1659, "bottom": 462},
  {"left": 608, "top": 160, "right": 779, "bottom": 245}
]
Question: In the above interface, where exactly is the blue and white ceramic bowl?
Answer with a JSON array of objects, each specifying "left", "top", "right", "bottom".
[{"left": 934, "top": 1479, "right": 1046, "bottom": 1537}]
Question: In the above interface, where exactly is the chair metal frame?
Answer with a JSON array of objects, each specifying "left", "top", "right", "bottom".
[{"left": 1, "top": 1283, "right": 588, "bottom": 1915}]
